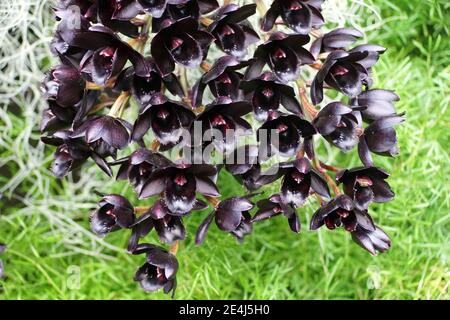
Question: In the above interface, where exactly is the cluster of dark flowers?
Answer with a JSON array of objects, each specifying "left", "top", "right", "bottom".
[{"left": 41, "top": 0, "right": 404, "bottom": 295}]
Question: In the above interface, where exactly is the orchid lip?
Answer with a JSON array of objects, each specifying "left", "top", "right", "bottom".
[
  {"left": 262, "top": 87, "right": 274, "bottom": 97},
  {"left": 273, "top": 48, "right": 287, "bottom": 59},
  {"left": 331, "top": 65, "right": 350, "bottom": 76}
]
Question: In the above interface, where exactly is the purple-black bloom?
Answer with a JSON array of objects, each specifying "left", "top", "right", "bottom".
[
  {"left": 351, "top": 225, "right": 391, "bottom": 255},
  {"left": 96, "top": 0, "right": 141, "bottom": 37},
  {"left": 349, "top": 89, "right": 399, "bottom": 122},
  {"left": 42, "top": 63, "right": 86, "bottom": 108},
  {"left": 257, "top": 113, "right": 316, "bottom": 159},
  {"left": 152, "top": 0, "right": 219, "bottom": 32},
  {"left": 41, "top": 130, "right": 92, "bottom": 178},
  {"left": 128, "top": 198, "right": 207, "bottom": 249},
  {"left": 240, "top": 72, "right": 302, "bottom": 122},
  {"left": 310, "top": 50, "right": 374, "bottom": 105},
  {"left": 208, "top": 4, "right": 259, "bottom": 58},
  {"left": 139, "top": 162, "right": 219, "bottom": 214},
  {"left": 312, "top": 102, "right": 363, "bottom": 152},
  {"left": 138, "top": 0, "right": 188, "bottom": 18},
  {"left": 245, "top": 32, "right": 315, "bottom": 82},
  {"left": 132, "top": 243, "right": 178, "bottom": 294},
  {"left": 310, "top": 28, "right": 363, "bottom": 59},
  {"left": 117, "top": 58, "right": 184, "bottom": 105},
  {"left": 69, "top": 25, "right": 150, "bottom": 85},
  {"left": 193, "top": 98, "right": 253, "bottom": 153},
  {"left": 191, "top": 56, "right": 250, "bottom": 108},
  {"left": 116, "top": 148, "right": 174, "bottom": 194},
  {"left": 224, "top": 145, "right": 263, "bottom": 191},
  {"left": 131, "top": 93, "right": 195, "bottom": 150},
  {"left": 310, "top": 194, "right": 375, "bottom": 232},
  {"left": 262, "top": 0, "right": 324, "bottom": 34},
  {"left": 336, "top": 166, "right": 394, "bottom": 211},
  {"left": 40, "top": 105, "right": 75, "bottom": 133},
  {"left": 258, "top": 157, "right": 330, "bottom": 207},
  {"left": 90, "top": 194, "right": 135, "bottom": 236},
  {"left": 72, "top": 115, "right": 131, "bottom": 158},
  {"left": 151, "top": 17, "right": 214, "bottom": 76},
  {"left": 358, "top": 114, "right": 405, "bottom": 166},
  {"left": 195, "top": 196, "right": 254, "bottom": 244},
  {"left": 253, "top": 194, "right": 300, "bottom": 233}
]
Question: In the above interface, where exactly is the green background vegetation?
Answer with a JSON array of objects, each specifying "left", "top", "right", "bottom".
[{"left": 0, "top": 0, "right": 448, "bottom": 299}]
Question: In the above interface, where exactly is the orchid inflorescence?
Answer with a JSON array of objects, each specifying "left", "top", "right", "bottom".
[{"left": 41, "top": 0, "right": 404, "bottom": 295}]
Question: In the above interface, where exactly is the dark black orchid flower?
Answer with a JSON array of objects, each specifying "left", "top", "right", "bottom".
[
  {"left": 152, "top": 0, "right": 219, "bottom": 33},
  {"left": 349, "top": 89, "right": 399, "bottom": 122},
  {"left": 128, "top": 198, "right": 207, "bottom": 249},
  {"left": 131, "top": 93, "right": 195, "bottom": 151},
  {"left": 313, "top": 102, "right": 363, "bottom": 152},
  {"left": 245, "top": 32, "right": 315, "bottom": 82},
  {"left": 41, "top": 130, "right": 92, "bottom": 178},
  {"left": 358, "top": 114, "right": 405, "bottom": 167},
  {"left": 351, "top": 225, "right": 391, "bottom": 255},
  {"left": 349, "top": 44, "right": 386, "bottom": 72},
  {"left": 116, "top": 148, "right": 174, "bottom": 193},
  {"left": 208, "top": 4, "right": 259, "bottom": 58},
  {"left": 54, "top": 0, "right": 98, "bottom": 19},
  {"left": 310, "top": 28, "right": 363, "bottom": 59},
  {"left": 253, "top": 194, "right": 301, "bottom": 232},
  {"left": 336, "top": 166, "right": 394, "bottom": 211},
  {"left": 132, "top": 211, "right": 187, "bottom": 245},
  {"left": 139, "top": 162, "right": 219, "bottom": 214},
  {"left": 257, "top": 113, "right": 316, "bottom": 159},
  {"left": 310, "top": 195, "right": 375, "bottom": 233},
  {"left": 310, "top": 50, "right": 373, "bottom": 105},
  {"left": 51, "top": 4, "right": 92, "bottom": 59},
  {"left": 258, "top": 157, "right": 330, "bottom": 208},
  {"left": 224, "top": 145, "right": 263, "bottom": 191},
  {"left": 42, "top": 64, "right": 86, "bottom": 108},
  {"left": 117, "top": 59, "right": 184, "bottom": 105},
  {"left": 96, "top": 0, "right": 141, "bottom": 38},
  {"left": 132, "top": 243, "right": 178, "bottom": 295},
  {"left": 0, "top": 243, "right": 6, "bottom": 279},
  {"left": 193, "top": 98, "right": 253, "bottom": 153},
  {"left": 152, "top": 215, "right": 186, "bottom": 244},
  {"left": 138, "top": 0, "right": 189, "bottom": 18},
  {"left": 72, "top": 115, "right": 131, "bottom": 159},
  {"left": 262, "top": 0, "right": 324, "bottom": 34},
  {"left": 90, "top": 194, "right": 135, "bottom": 236},
  {"left": 151, "top": 18, "right": 214, "bottom": 76},
  {"left": 191, "top": 56, "right": 250, "bottom": 108},
  {"left": 69, "top": 25, "right": 150, "bottom": 85},
  {"left": 195, "top": 196, "right": 254, "bottom": 244},
  {"left": 240, "top": 72, "right": 302, "bottom": 122},
  {"left": 40, "top": 105, "right": 75, "bottom": 133}
]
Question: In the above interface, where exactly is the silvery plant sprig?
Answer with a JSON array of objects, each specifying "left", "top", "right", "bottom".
[{"left": 40, "top": 0, "right": 404, "bottom": 296}]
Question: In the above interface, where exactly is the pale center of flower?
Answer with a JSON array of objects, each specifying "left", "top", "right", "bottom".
[
  {"left": 174, "top": 173, "right": 187, "bottom": 186},
  {"left": 222, "top": 25, "right": 235, "bottom": 36},
  {"left": 331, "top": 65, "right": 349, "bottom": 76},
  {"left": 289, "top": 1, "right": 303, "bottom": 10},
  {"left": 273, "top": 48, "right": 287, "bottom": 59},
  {"left": 262, "top": 87, "right": 274, "bottom": 97},
  {"left": 356, "top": 175, "right": 373, "bottom": 187},
  {"left": 276, "top": 123, "right": 289, "bottom": 133},
  {"left": 170, "top": 37, "right": 184, "bottom": 50},
  {"left": 212, "top": 115, "right": 229, "bottom": 128},
  {"left": 291, "top": 171, "right": 304, "bottom": 184},
  {"left": 217, "top": 73, "right": 232, "bottom": 84},
  {"left": 336, "top": 209, "right": 350, "bottom": 218},
  {"left": 157, "top": 109, "right": 170, "bottom": 119}
]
